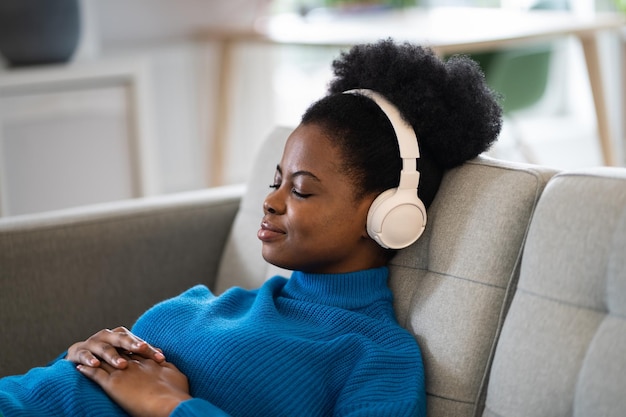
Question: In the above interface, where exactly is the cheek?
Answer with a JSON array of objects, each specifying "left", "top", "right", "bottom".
[
  {"left": 289, "top": 198, "right": 371, "bottom": 246},
  {"left": 286, "top": 208, "right": 340, "bottom": 246},
  {"left": 291, "top": 212, "right": 331, "bottom": 240},
  {"left": 312, "top": 209, "right": 366, "bottom": 243}
]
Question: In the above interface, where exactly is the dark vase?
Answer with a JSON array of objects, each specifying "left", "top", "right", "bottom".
[{"left": 0, "top": 0, "right": 81, "bottom": 67}]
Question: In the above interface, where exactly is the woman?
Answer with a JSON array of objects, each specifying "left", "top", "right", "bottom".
[{"left": 0, "top": 39, "right": 501, "bottom": 417}]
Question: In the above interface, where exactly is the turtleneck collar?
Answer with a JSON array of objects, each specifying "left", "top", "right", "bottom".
[{"left": 281, "top": 267, "right": 392, "bottom": 310}]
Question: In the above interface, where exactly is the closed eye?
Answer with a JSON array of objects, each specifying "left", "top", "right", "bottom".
[
  {"left": 291, "top": 189, "right": 312, "bottom": 199},
  {"left": 269, "top": 183, "right": 310, "bottom": 198}
]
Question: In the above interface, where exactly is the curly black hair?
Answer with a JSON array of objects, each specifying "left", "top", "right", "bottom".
[{"left": 301, "top": 39, "right": 502, "bottom": 208}]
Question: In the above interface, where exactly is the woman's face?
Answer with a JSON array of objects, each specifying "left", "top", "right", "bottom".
[{"left": 258, "top": 123, "right": 385, "bottom": 274}]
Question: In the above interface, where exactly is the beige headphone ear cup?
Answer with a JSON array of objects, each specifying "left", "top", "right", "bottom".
[{"left": 367, "top": 188, "right": 427, "bottom": 249}]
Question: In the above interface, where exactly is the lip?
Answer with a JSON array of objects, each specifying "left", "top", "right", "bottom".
[{"left": 257, "top": 219, "right": 286, "bottom": 242}]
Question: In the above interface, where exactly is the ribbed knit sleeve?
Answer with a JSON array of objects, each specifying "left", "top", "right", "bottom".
[
  {"left": 171, "top": 398, "right": 232, "bottom": 417},
  {"left": 0, "top": 360, "right": 127, "bottom": 416}
]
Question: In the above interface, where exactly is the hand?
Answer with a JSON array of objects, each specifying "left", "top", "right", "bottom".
[
  {"left": 77, "top": 355, "right": 192, "bottom": 417},
  {"left": 67, "top": 326, "right": 165, "bottom": 369}
]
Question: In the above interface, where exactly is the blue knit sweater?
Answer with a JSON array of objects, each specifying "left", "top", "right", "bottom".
[{"left": 0, "top": 267, "right": 426, "bottom": 416}]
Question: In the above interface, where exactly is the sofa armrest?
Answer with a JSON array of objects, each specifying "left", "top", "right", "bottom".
[{"left": 0, "top": 184, "right": 244, "bottom": 377}]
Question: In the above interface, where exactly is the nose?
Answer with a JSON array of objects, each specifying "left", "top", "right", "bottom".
[
  {"left": 263, "top": 190, "right": 285, "bottom": 215},
  {"left": 263, "top": 199, "right": 276, "bottom": 214}
]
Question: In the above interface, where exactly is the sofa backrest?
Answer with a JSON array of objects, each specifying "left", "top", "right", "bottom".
[
  {"left": 215, "top": 126, "right": 557, "bottom": 416},
  {"left": 482, "top": 168, "right": 626, "bottom": 417},
  {"left": 0, "top": 187, "right": 242, "bottom": 377},
  {"left": 389, "top": 157, "right": 556, "bottom": 416}
]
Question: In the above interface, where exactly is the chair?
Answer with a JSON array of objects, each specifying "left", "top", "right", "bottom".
[{"left": 469, "top": 0, "right": 568, "bottom": 162}]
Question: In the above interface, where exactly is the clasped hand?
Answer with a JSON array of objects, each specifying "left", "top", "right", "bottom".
[{"left": 66, "top": 327, "right": 192, "bottom": 417}]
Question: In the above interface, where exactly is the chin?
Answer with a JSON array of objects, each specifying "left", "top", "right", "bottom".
[{"left": 261, "top": 250, "right": 289, "bottom": 271}]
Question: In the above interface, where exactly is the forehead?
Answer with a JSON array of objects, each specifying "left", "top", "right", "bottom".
[{"left": 280, "top": 124, "right": 344, "bottom": 176}]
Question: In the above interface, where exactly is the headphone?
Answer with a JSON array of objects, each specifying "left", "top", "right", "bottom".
[{"left": 344, "top": 89, "right": 427, "bottom": 250}]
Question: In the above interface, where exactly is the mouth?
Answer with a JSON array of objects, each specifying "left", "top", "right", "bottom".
[{"left": 257, "top": 220, "right": 286, "bottom": 242}]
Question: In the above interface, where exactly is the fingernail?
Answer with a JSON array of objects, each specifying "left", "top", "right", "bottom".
[{"left": 155, "top": 351, "right": 165, "bottom": 360}]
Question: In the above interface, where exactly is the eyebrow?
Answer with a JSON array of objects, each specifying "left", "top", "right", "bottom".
[{"left": 276, "top": 165, "right": 322, "bottom": 183}]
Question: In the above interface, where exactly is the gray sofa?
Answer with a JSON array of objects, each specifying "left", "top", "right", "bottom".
[{"left": 1, "top": 126, "right": 625, "bottom": 417}]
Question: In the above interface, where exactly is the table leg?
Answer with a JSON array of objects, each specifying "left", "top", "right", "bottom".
[
  {"left": 580, "top": 34, "right": 617, "bottom": 166},
  {"left": 622, "top": 30, "right": 626, "bottom": 166},
  {"left": 209, "top": 38, "right": 235, "bottom": 186}
]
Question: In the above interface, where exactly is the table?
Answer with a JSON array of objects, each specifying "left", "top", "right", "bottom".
[{"left": 200, "top": 7, "right": 625, "bottom": 183}]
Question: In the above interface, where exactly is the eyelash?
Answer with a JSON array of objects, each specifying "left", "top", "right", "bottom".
[{"left": 268, "top": 183, "right": 311, "bottom": 199}]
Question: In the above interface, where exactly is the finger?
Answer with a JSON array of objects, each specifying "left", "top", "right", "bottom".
[
  {"left": 67, "top": 342, "right": 96, "bottom": 367},
  {"left": 110, "top": 327, "right": 166, "bottom": 363},
  {"left": 118, "top": 352, "right": 142, "bottom": 366},
  {"left": 77, "top": 363, "right": 109, "bottom": 385},
  {"left": 67, "top": 328, "right": 129, "bottom": 369},
  {"left": 126, "top": 340, "right": 166, "bottom": 363},
  {"left": 67, "top": 328, "right": 165, "bottom": 369},
  {"left": 76, "top": 350, "right": 101, "bottom": 368},
  {"left": 99, "top": 360, "right": 121, "bottom": 374},
  {"left": 93, "top": 343, "right": 130, "bottom": 369},
  {"left": 90, "top": 328, "right": 161, "bottom": 368}
]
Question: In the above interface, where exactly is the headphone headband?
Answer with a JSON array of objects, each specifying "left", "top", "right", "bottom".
[
  {"left": 343, "top": 89, "right": 420, "bottom": 190},
  {"left": 342, "top": 89, "right": 427, "bottom": 249}
]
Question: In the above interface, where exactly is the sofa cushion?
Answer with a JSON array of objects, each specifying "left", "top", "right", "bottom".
[
  {"left": 215, "top": 126, "right": 292, "bottom": 293},
  {"left": 390, "top": 157, "right": 556, "bottom": 417},
  {"left": 482, "top": 168, "right": 626, "bottom": 417}
]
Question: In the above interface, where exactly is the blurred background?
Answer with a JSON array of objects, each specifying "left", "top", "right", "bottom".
[{"left": 0, "top": 0, "right": 623, "bottom": 217}]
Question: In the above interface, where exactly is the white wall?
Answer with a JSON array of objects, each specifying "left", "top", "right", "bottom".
[{"left": 84, "top": 0, "right": 277, "bottom": 190}]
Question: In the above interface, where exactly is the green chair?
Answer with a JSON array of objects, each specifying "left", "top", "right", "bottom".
[
  {"left": 471, "top": 44, "right": 553, "bottom": 162},
  {"left": 472, "top": 44, "right": 552, "bottom": 115},
  {"left": 468, "top": 0, "right": 568, "bottom": 162}
]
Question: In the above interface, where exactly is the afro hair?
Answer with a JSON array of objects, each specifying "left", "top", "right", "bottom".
[{"left": 327, "top": 39, "right": 503, "bottom": 169}]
